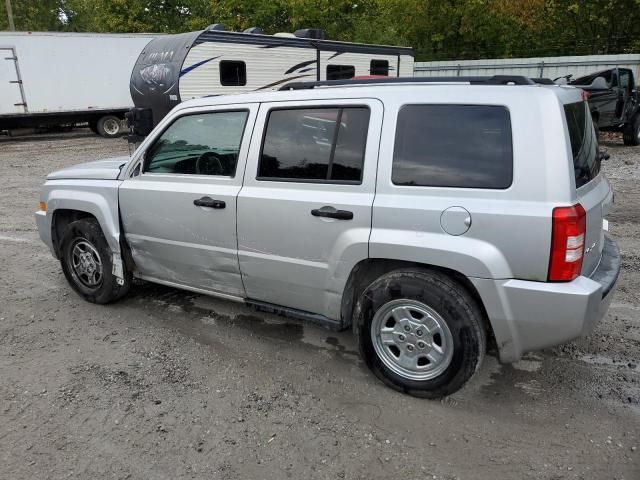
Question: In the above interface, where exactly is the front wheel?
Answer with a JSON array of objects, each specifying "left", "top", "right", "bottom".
[
  {"left": 354, "top": 269, "right": 486, "bottom": 398},
  {"left": 623, "top": 115, "right": 640, "bottom": 146},
  {"left": 60, "top": 218, "right": 130, "bottom": 303}
]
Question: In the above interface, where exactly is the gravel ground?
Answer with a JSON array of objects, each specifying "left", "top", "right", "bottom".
[{"left": 0, "top": 130, "right": 638, "bottom": 480}]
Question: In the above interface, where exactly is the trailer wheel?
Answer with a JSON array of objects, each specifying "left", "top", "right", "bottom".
[
  {"left": 623, "top": 115, "right": 640, "bottom": 146},
  {"left": 96, "top": 115, "right": 122, "bottom": 138}
]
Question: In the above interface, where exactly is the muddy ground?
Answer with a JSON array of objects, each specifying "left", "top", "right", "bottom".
[{"left": 0, "top": 130, "right": 638, "bottom": 480}]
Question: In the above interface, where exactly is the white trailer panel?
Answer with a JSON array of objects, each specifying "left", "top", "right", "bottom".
[{"left": 0, "top": 32, "right": 154, "bottom": 116}]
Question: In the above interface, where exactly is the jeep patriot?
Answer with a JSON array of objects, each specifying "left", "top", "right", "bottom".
[{"left": 35, "top": 77, "right": 620, "bottom": 397}]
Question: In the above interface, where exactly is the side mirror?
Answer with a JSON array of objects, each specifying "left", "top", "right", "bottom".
[{"left": 590, "top": 77, "right": 609, "bottom": 89}]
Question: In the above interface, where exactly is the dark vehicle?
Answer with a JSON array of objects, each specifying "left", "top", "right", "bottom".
[{"left": 570, "top": 68, "right": 640, "bottom": 146}]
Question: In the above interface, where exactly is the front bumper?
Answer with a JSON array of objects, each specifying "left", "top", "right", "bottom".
[
  {"left": 472, "top": 233, "right": 620, "bottom": 363},
  {"left": 35, "top": 210, "right": 55, "bottom": 256}
]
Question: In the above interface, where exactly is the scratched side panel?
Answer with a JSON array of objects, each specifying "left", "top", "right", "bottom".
[{"left": 119, "top": 177, "right": 245, "bottom": 297}]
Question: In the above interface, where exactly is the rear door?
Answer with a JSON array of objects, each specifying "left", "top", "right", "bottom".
[
  {"left": 0, "top": 48, "right": 26, "bottom": 114},
  {"left": 564, "top": 100, "right": 613, "bottom": 275},
  {"left": 237, "top": 98, "right": 382, "bottom": 320}
]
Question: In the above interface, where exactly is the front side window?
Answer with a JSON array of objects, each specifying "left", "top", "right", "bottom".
[
  {"left": 370, "top": 59, "right": 389, "bottom": 76},
  {"left": 392, "top": 104, "right": 513, "bottom": 189},
  {"left": 327, "top": 65, "right": 355, "bottom": 80},
  {"left": 258, "top": 107, "right": 370, "bottom": 183},
  {"left": 145, "top": 111, "right": 249, "bottom": 176},
  {"left": 220, "top": 60, "right": 247, "bottom": 86}
]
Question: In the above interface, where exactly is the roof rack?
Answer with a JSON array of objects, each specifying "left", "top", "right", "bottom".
[{"left": 279, "top": 75, "right": 540, "bottom": 90}]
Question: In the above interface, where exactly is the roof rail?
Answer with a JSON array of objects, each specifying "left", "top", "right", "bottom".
[
  {"left": 279, "top": 75, "right": 536, "bottom": 90},
  {"left": 531, "top": 77, "right": 555, "bottom": 85}
]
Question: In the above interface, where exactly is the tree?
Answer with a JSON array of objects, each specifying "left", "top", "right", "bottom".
[
  {"left": 2, "top": 0, "right": 639, "bottom": 60},
  {"left": 0, "top": 0, "right": 62, "bottom": 31}
]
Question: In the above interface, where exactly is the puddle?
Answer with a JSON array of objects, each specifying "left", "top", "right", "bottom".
[
  {"left": 512, "top": 355, "right": 543, "bottom": 372},
  {"left": 580, "top": 354, "right": 639, "bottom": 371}
]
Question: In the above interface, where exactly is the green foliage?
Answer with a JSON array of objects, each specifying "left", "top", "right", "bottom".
[
  {"left": 2, "top": 0, "right": 639, "bottom": 60},
  {"left": 0, "top": 0, "right": 61, "bottom": 31}
]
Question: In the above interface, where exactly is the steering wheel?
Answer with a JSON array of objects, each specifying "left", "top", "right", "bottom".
[{"left": 195, "top": 151, "right": 224, "bottom": 175}]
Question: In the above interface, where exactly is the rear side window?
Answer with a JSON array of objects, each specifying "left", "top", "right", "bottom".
[
  {"left": 370, "top": 59, "right": 389, "bottom": 76},
  {"left": 258, "top": 107, "right": 370, "bottom": 183},
  {"left": 327, "top": 65, "right": 355, "bottom": 80},
  {"left": 220, "top": 60, "right": 247, "bottom": 86},
  {"left": 392, "top": 105, "right": 513, "bottom": 188},
  {"left": 564, "top": 101, "right": 599, "bottom": 188}
]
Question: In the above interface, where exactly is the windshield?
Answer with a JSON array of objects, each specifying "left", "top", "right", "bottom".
[{"left": 564, "top": 101, "right": 599, "bottom": 188}]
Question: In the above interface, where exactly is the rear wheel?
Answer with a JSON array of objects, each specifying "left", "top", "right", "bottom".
[
  {"left": 60, "top": 218, "right": 130, "bottom": 303},
  {"left": 354, "top": 269, "right": 486, "bottom": 398},
  {"left": 623, "top": 115, "right": 640, "bottom": 146},
  {"left": 96, "top": 115, "right": 122, "bottom": 138}
]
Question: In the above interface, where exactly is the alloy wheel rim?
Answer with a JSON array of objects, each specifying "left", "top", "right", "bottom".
[
  {"left": 69, "top": 239, "right": 103, "bottom": 289},
  {"left": 371, "top": 299, "right": 454, "bottom": 381}
]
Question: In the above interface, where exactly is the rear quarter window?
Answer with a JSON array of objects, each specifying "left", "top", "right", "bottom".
[
  {"left": 392, "top": 104, "right": 513, "bottom": 189},
  {"left": 564, "top": 101, "right": 599, "bottom": 188}
]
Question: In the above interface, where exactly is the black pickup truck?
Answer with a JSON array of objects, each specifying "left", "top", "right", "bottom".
[{"left": 569, "top": 67, "right": 640, "bottom": 146}]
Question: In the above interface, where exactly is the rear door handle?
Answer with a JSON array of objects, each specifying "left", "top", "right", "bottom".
[
  {"left": 193, "top": 196, "right": 225, "bottom": 209},
  {"left": 311, "top": 206, "right": 353, "bottom": 220}
]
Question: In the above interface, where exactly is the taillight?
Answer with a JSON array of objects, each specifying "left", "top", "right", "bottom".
[{"left": 548, "top": 204, "right": 586, "bottom": 282}]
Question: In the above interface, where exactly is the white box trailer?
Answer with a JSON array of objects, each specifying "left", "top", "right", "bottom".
[{"left": 0, "top": 32, "right": 154, "bottom": 137}]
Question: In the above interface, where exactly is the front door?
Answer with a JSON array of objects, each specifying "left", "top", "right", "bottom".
[
  {"left": 0, "top": 48, "right": 26, "bottom": 114},
  {"left": 616, "top": 68, "right": 635, "bottom": 121},
  {"left": 237, "top": 99, "right": 383, "bottom": 320},
  {"left": 119, "top": 104, "right": 257, "bottom": 297}
]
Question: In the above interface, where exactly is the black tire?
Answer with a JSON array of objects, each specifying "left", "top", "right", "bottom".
[
  {"left": 623, "top": 115, "right": 640, "bottom": 146},
  {"left": 354, "top": 269, "right": 486, "bottom": 398},
  {"left": 60, "top": 218, "right": 131, "bottom": 303},
  {"left": 592, "top": 116, "right": 600, "bottom": 141},
  {"left": 96, "top": 115, "right": 122, "bottom": 138}
]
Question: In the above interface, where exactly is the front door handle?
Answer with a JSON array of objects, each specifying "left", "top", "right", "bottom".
[
  {"left": 311, "top": 206, "right": 353, "bottom": 220},
  {"left": 193, "top": 196, "right": 225, "bottom": 209}
]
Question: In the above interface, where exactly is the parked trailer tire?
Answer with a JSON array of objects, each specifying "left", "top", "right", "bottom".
[
  {"left": 96, "top": 115, "right": 123, "bottom": 138},
  {"left": 623, "top": 115, "right": 640, "bottom": 146}
]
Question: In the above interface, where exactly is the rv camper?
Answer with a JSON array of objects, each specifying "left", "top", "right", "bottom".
[
  {"left": 0, "top": 32, "right": 155, "bottom": 137},
  {"left": 129, "top": 26, "right": 415, "bottom": 133}
]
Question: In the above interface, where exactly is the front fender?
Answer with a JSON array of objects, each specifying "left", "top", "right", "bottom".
[{"left": 44, "top": 179, "right": 122, "bottom": 254}]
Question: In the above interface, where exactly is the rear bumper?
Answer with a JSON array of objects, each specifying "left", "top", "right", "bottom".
[{"left": 472, "top": 233, "right": 620, "bottom": 363}]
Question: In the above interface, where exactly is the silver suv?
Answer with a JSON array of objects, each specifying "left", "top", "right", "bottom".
[{"left": 35, "top": 77, "right": 620, "bottom": 397}]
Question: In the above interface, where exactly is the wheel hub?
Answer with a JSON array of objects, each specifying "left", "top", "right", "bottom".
[
  {"left": 70, "top": 240, "right": 103, "bottom": 288},
  {"left": 371, "top": 299, "right": 454, "bottom": 381},
  {"left": 103, "top": 118, "right": 120, "bottom": 135}
]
